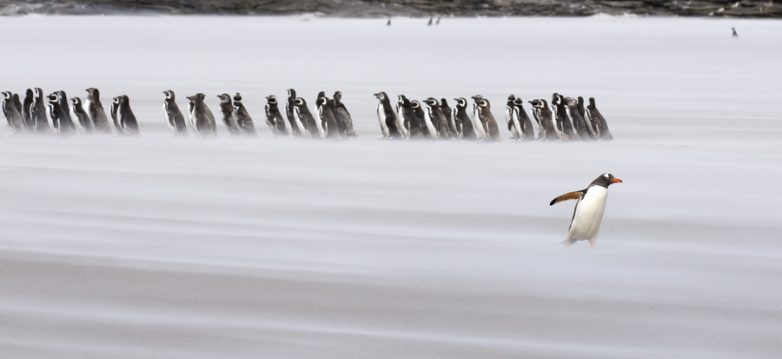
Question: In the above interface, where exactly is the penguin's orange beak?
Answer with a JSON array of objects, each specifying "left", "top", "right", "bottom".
[{"left": 611, "top": 178, "right": 623, "bottom": 184}]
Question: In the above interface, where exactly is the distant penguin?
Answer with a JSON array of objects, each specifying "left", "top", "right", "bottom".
[
  {"left": 436, "top": 16, "right": 441, "bottom": 25},
  {"left": 187, "top": 93, "right": 217, "bottom": 136},
  {"left": 553, "top": 93, "right": 575, "bottom": 140},
  {"left": 550, "top": 173, "right": 622, "bottom": 247},
  {"left": 397, "top": 95, "right": 421, "bottom": 138},
  {"left": 46, "top": 91, "right": 75, "bottom": 134},
  {"left": 586, "top": 97, "right": 613, "bottom": 141},
  {"left": 387, "top": 18, "right": 391, "bottom": 26},
  {"left": 428, "top": 17, "right": 433, "bottom": 26},
  {"left": 332, "top": 91, "right": 357, "bottom": 137},
  {"left": 512, "top": 97, "right": 536, "bottom": 140},
  {"left": 472, "top": 95, "right": 500, "bottom": 141},
  {"left": 30, "top": 88, "right": 49, "bottom": 133},
  {"left": 116, "top": 95, "right": 139, "bottom": 135},
  {"left": 22, "top": 89, "right": 34, "bottom": 130},
  {"left": 292, "top": 97, "right": 320, "bottom": 137},
  {"left": 423, "top": 97, "right": 452, "bottom": 139},
  {"left": 85, "top": 88, "right": 112, "bottom": 133},
  {"left": 529, "top": 99, "right": 558, "bottom": 141},
  {"left": 440, "top": 98, "right": 457, "bottom": 136},
  {"left": 411, "top": 100, "right": 434, "bottom": 139},
  {"left": 163, "top": 90, "right": 188, "bottom": 135},
  {"left": 732, "top": 27, "right": 738, "bottom": 38},
  {"left": 565, "top": 97, "right": 595, "bottom": 140},
  {"left": 506, "top": 95, "right": 522, "bottom": 139},
  {"left": 217, "top": 93, "right": 240, "bottom": 134},
  {"left": 70, "top": 97, "right": 93, "bottom": 132},
  {"left": 285, "top": 89, "right": 302, "bottom": 136},
  {"left": 232, "top": 93, "right": 256, "bottom": 135},
  {"left": 316, "top": 95, "right": 340, "bottom": 139},
  {"left": 264, "top": 95, "right": 288, "bottom": 136},
  {"left": 2, "top": 92, "right": 26, "bottom": 131},
  {"left": 452, "top": 97, "right": 477, "bottom": 140},
  {"left": 374, "top": 91, "right": 401, "bottom": 139}
]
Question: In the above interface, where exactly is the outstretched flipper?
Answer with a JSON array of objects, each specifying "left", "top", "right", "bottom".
[{"left": 549, "top": 190, "right": 585, "bottom": 206}]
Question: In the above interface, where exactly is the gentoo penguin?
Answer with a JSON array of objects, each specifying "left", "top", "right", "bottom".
[
  {"left": 22, "top": 89, "right": 34, "bottom": 130},
  {"left": 187, "top": 93, "right": 217, "bottom": 136},
  {"left": 586, "top": 97, "right": 613, "bottom": 141},
  {"left": 374, "top": 91, "right": 401, "bottom": 139},
  {"left": 264, "top": 95, "right": 288, "bottom": 136},
  {"left": 529, "top": 99, "right": 558, "bottom": 141},
  {"left": 397, "top": 95, "right": 419, "bottom": 138},
  {"left": 85, "top": 88, "right": 112, "bottom": 133},
  {"left": 472, "top": 95, "right": 500, "bottom": 141},
  {"left": 30, "top": 88, "right": 49, "bottom": 133},
  {"left": 423, "top": 97, "right": 452, "bottom": 139},
  {"left": 232, "top": 93, "right": 256, "bottom": 135},
  {"left": 564, "top": 97, "right": 595, "bottom": 141},
  {"left": 552, "top": 93, "right": 575, "bottom": 140},
  {"left": 217, "top": 93, "right": 240, "bottom": 134},
  {"left": 505, "top": 95, "right": 522, "bottom": 139},
  {"left": 292, "top": 97, "right": 320, "bottom": 138},
  {"left": 411, "top": 100, "right": 434, "bottom": 139},
  {"left": 163, "top": 90, "right": 188, "bottom": 135},
  {"left": 332, "top": 91, "right": 357, "bottom": 137},
  {"left": 550, "top": 173, "right": 622, "bottom": 247},
  {"left": 316, "top": 95, "right": 340, "bottom": 139},
  {"left": 512, "top": 97, "right": 536, "bottom": 140},
  {"left": 70, "top": 97, "right": 93, "bottom": 132},
  {"left": 116, "top": 95, "right": 139, "bottom": 135},
  {"left": 440, "top": 98, "right": 457, "bottom": 136},
  {"left": 285, "top": 89, "right": 302, "bottom": 136},
  {"left": 46, "top": 91, "right": 75, "bottom": 134},
  {"left": 2, "top": 92, "right": 26, "bottom": 131},
  {"left": 452, "top": 97, "right": 477, "bottom": 140}
]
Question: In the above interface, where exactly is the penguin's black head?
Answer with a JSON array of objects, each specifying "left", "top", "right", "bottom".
[
  {"left": 121, "top": 95, "right": 130, "bottom": 105},
  {"left": 475, "top": 98, "right": 490, "bottom": 108},
  {"left": 25, "top": 88, "right": 33, "bottom": 97},
  {"left": 86, "top": 87, "right": 99, "bottom": 96},
  {"left": 193, "top": 93, "right": 206, "bottom": 102},
  {"left": 411, "top": 100, "right": 421, "bottom": 109},
  {"left": 47, "top": 93, "right": 60, "bottom": 103},
  {"left": 592, "top": 173, "right": 623, "bottom": 188},
  {"left": 71, "top": 97, "right": 81, "bottom": 106},
  {"left": 439, "top": 98, "right": 449, "bottom": 107},
  {"left": 217, "top": 93, "right": 231, "bottom": 103},
  {"left": 564, "top": 97, "right": 577, "bottom": 106},
  {"left": 34, "top": 88, "right": 43, "bottom": 98},
  {"left": 589, "top": 97, "right": 596, "bottom": 107},
  {"left": 112, "top": 96, "right": 121, "bottom": 105},
  {"left": 317, "top": 96, "right": 328, "bottom": 106},
  {"left": 423, "top": 97, "right": 438, "bottom": 106},
  {"left": 294, "top": 97, "right": 306, "bottom": 106},
  {"left": 577, "top": 96, "right": 584, "bottom": 104},
  {"left": 2, "top": 92, "right": 11, "bottom": 100},
  {"left": 233, "top": 93, "right": 242, "bottom": 102},
  {"left": 374, "top": 92, "right": 386, "bottom": 100},
  {"left": 513, "top": 97, "right": 524, "bottom": 106},
  {"left": 454, "top": 97, "right": 467, "bottom": 107},
  {"left": 397, "top": 94, "right": 408, "bottom": 105},
  {"left": 317, "top": 91, "right": 326, "bottom": 99},
  {"left": 507, "top": 94, "right": 515, "bottom": 102},
  {"left": 163, "top": 90, "right": 175, "bottom": 100},
  {"left": 287, "top": 89, "right": 296, "bottom": 98},
  {"left": 333, "top": 91, "right": 342, "bottom": 100}
]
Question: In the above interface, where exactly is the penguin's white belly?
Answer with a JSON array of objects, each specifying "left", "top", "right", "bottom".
[
  {"left": 568, "top": 187, "right": 608, "bottom": 241},
  {"left": 377, "top": 105, "right": 389, "bottom": 137}
]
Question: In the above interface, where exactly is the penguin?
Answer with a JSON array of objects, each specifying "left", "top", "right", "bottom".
[
  {"left": 217, "top": 93, "right": 240, "bottom": 134},
  {"left": 85, "top": 88, "right": 112, "bottom": 133},
  {"left": 187, "top": 93, "right": 217, "bottom": 136},
  {"left": 550, "top": 173, "right": 622, "bottom": 247},
  {"left": 30, "top": 88, "right": 49, "bottom": 133},
  {"left": 292, "top": 97, "right": 320, "bottom": 138},
  {"left": 732, "top": 27, "right": 738, "bottom": 38},
  {"left": 110, "top": 96, "right": 121, "bottom": 132},
  {"left": 512, "top": 97, "right": 536, "bottom": 140},
  {"left": 452, "top": 97, "right": 477, "bottom": 140},
  {"left": 397, "top": 95, "right": 418, "bottom": 138},
  {"left": 70, "top": 97, "right": 93, "bottom": 132},
  {"left": 22, "top": 89, "right": 34, "bottom": 130},
  {"left": 529, "top": 99, "right": 558, "bottom": 141},
  {"left": 505, "top": 95, "right": 522, "bottom": 139},
  {"left": 386, "top": 18, "right": 391, "bottom": 26},
  {"left": 374, "top": 91, "right": 401, "bottom": 139},
  {"left": 564, "top": 97, "right": 595, "bottom": 141},
  {"left": 46, "top": 91, "right": 75, "bottom": 134},
  {"left": 264, "top": 95, "right": 288, "bottom": 136},
  {"left": 577, "top": 96, "right": 587, "bottom": 120},
  {"left": 163, "top": 90, "right": 188, "bottom": 135},
  {"left": 316, "top": 95, "right": 340, "bottom": 139},
  {"left": 470, "top": 95, "right": 487, "bottom": 139},
  {"left": 2, "top": 92, "right": 26, "bottom": 131},
  {"left": 423, "top": 97, "right": 452, "bottom": 139},
  {"left": 435, "top": 16, "right": 441, "bottom": 25},
  {"left": 427, "top": 17, "right": 433, "bottom": 26},
  {"left": 12, "top": 93, "right": 23, "bottom": 115},
  {"left": 472, "top": 95, "right": 500, "bottom": 141},
  {"left": 411, "top": 100, "right": 434, "bottom": 139},
  {"left": 232, "top": 93, "right": 256, "bottom": 135},
  {"left": 586, "top": 97, "right": 613, "bottom": 141},
  {"left": 285, "top": 88, "right": 302, "bottom": 136},
  {"left": 552, "top": 93, "right": 575, "bottom": 140},
  {"left": 332, "top": 91, "right": 357, "bottom": 137},
  {"left": 440, "top": 98, "right": 457, "bottom": 136},
  {"left": 116, "top": 95, "right": 139, "bottom": 135}
]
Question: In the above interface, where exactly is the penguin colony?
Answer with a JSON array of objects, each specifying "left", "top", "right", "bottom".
[
  {"left": 376, "top": 92, "right": 613, "bottom": 141},
  {"left": 2, "top": 88, "right": 612, "bottom": 140}
]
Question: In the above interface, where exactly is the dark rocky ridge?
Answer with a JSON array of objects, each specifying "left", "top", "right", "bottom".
[{"left": 1, "top": 0, "right": 780, "bottom": 17}]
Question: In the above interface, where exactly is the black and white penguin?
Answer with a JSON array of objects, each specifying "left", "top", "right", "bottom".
[
  {"left": 586, "top": 97, "right": 613, "bottom": 141},
  {"left": 292, "top": 97, "right": 320, "bottom": 138},
  {"left": 732, "top": 27, "right": 738, "bottom": 38},
  {"left": 550, "top": 173, "right": 622, "bottom": 247},
  {"left": 22, "top": 89, "right": 34, "bottom": 130},
  {"left": 85, "top": 88, "right": 112, "bottom": 133},
  {"left": 472, "top": 95, "right": 500, "bottom": 141},
  {"left": 217, "top": 93, "right": 240, "bottom": 135},
  {"left": 332, "top": 91, "right": 356, "bottom": 137},
  {"left": 577, "top": 96, "right": 586, "bottom": 120},
  {"left": 316, "top": 95, "right": 340, "bottom": 139},
  {"left": 440, "top": 98, "right": 457, "bottom": 136},
  {"left": 187, "top": 93, "right": 217, "bottom": 136},
  {"left": 427, "top": 17, "right": 433, "bottom": 26},
  {"left": 411, "top": 100, "right": 434, "bottom": 139},
  {"left": 116, "top": 95, "right": 139, "bottom": 135},
  {"left": 163, "top": 90, "right": 188, "bottom": 135},
  {"left": 564, "top": 97, "right": 595, "bottom": 141},
  {"left": 397, "top": 95, "right": 420, "bottom": 139},
  {"left": 264, "top": 95, "right": 287, "bottom": 136},
  {"left": 505, "top": 95, "right": 522, "bottom": 139},
  {"left": 285, "top": 89, "right": 302, "bottom": 136},
  {"left": 12, "top": 93, "right": 22, "bottom": 115},
  {"left": 232, "top": 93, "right": 256, "bottom": 135},
  {"left": 512, "top": 97, "right": 536, "bottom": 140},
  {"left": 46, "top": 91, "right": 75, "bottom": 134},
  {"left": 552, "top": 93, "right": 575, "bottom": 140},
  {"left": 30, "top": 88, "right": 49, "bottom": 133},
  {"left": 70, "top": 97, "right": 93, "bottom": 132},
  {"left": 2, "top": 92, "right": 26, "bottom": 131},
  {"left": 529, "top": 99, "right": 558, "bottom": 141},
  {"left": 423, "top": 97, "right": 452, "bottom": 139},
  {"left": 110, "top": 96, "right": 121, "bottom": 131},
  {"left": 452, "top": 97, "right": 477, "bottom": 140},
  {"left": 374, "top": 91, "right": 401, "bottom": 139}
]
